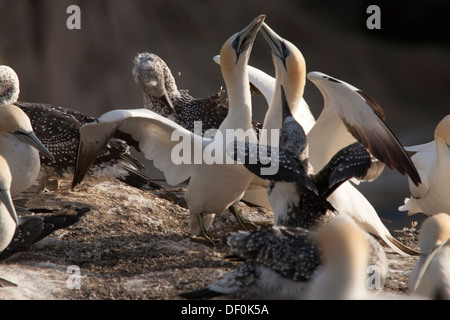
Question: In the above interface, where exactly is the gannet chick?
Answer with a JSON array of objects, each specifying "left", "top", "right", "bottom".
[
  {"left": 74, "top": 15, "right": 266, "bottom": 243},
  {"left": 307, "top": 214, "right": 376, "bottom": 300},
  {"left": 0, "top": 206, "right": 89, "bottom": 261},
  {"left": 180, "top": 214, "right": 387, "bottom": 300},
  {"left": 132, "top": 52, "right": 230, "bottom": 133},
  {"left": 245, "top": 22, "right": 419, "bottom": 256},
  {"left": 408, "top": 213, "right": 450, "bottom": 299},
  {"left": 399, "top": 115, "right": 450, "bottom": 216},
  {"left": 0, "top": 104, "right": 54, "bottom": 195},
  {"left": 0, "top": 65, "right": 160, "bottom": 192}
]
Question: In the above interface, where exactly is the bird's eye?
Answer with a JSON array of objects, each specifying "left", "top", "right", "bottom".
[
  {"left": 281, "top": 42, "right": 290, "bottom": 58},
  {"left": 232, "top": 36, "right": 240, "bottom": 51}
]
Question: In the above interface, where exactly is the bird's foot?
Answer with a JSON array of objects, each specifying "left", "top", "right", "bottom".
[
  {"left": 0, "top": 277, "right": 17, "bottom": 288},
  {"left": 190, "top": 233, "right": 222, "bottom": 248}
]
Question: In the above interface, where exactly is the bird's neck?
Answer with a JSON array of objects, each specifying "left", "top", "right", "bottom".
[{"left": 219, "top": 68, "right": 253, "bottom": 133}]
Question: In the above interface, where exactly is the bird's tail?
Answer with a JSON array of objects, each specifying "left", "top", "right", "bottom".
[
  {"left": 117, "top": 155, "right": 163, "bottom": 190},
  {"left": 386, "top": 235, "right": 420, "bottom": 256}
]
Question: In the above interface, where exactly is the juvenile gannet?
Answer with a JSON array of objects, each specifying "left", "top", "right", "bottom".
[
  {"left": 0, "top": 104, "right": 54, "bottom": 195},
  {"left": 73, "top": 15, "right": 266, "bottom": 242},
  {"left": 232, "top": 87, "right": 378, "bottom": 229},
  {"left": 399, "top": 115, "right": 450, "bottom": 216},
  {"left": 0, "top": 206, "right": 89, "bottom": 261},
  {"left": 0, "top": 65, "right": 160, "bottom": 191},
  {"left": 239, "top": 23, "right": 420, "bottom": 256},
  {"left": 132, "top": 52, "right": 230, "bottom": 133},
  {"left": 179, "top": 213, "right": 387, "bottom": 300},
  {"left": 408, "top": 213, "right": 450, "bottom": 299}
]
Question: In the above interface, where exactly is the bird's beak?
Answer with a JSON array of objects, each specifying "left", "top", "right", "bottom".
[
  {"left": 281, "top": 85, "right": 293, "bottom": 122},
  {"left": 160, "top": 90, "right": 177, "bottom": 115},
  {"left": 235, "top": 14, "right": 266, "bottom": 60},
  {"left": 13, "top": 131, "right": 55, "bottom": 162},
  {"left": 260, "top": 23, "right": 287, "bottom": 69},
  {"left": 0, "top": 188, "right": 18, "bottom": 226},
  {"left": 412, "top": 240, "right": 450, "bottom": 292}
]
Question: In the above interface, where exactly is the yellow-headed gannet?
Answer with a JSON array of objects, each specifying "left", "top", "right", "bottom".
[
  {"left": 409, "top": 213, "right": 450, "bottom": 299},
  {"left": 73, "top": 15, "right": 267, "bottom": 243},
  {"left": 399, "top": 115, "right": 450, "bottom": 216},
  {"left": 0, "top": 104, "right": 54, "bottom": 195},
  {"left": 0, "top": 65, "right": 160, "bottom": 192}
]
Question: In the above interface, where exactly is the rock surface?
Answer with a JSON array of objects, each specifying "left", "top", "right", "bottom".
[{"left": 0, "top": 179, "right": 420, "bottom": 300}]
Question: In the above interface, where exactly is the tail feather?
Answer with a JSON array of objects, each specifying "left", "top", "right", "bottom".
[
  {"left": 387, "top": 235, "right": 420, "bottom": 256},
  {"left": 117, "top": 165, "right": 163, "bottom": 190}
]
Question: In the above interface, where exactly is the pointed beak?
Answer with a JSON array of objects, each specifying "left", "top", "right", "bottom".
[
  {"left": 261, "top": 23, "right": 287, "bottom": 68},
  {"left": 160, "top": 90, "right": 177, "bottom": 115},
  {"left": 13, "top": 131, "right": 55, "bottom": 162},
  {"left": 412, "top": 240, "right": 450, "bottom": 292},
  {"left": 281, "top": 85, "right": 293, "bottom": 122},
  {"left": 235, "top": 14, "right": 266, "bottom": 60},
  {"left": 0, "top": 188, "right": 18, "bottom": 226}
]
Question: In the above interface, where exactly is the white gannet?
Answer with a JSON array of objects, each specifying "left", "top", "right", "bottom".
[
  {"left": 179, "top": 213, "right": 387, "bottom": 300},
  {"left": 73, "top": 15, "right": 266, "bottom": 242},
  {"left": 232, "top": 22, "right": 420, "bottom": 256},
  {"left": 132, "top": 52, "right": 269, "bottom": 210},
  {"left": 0, "top": 104, "right": 54, "bottom": 195},
  {"left": 408, "top": 213, "right": 450, "bottom": 299},
  {"left": 399, "top": 115, "right": 450, "bottom": 216},
  {"left": 0, "top": 155, "right": 18, "bottom": 253},
  {"left": 307, "top": 214, "right": 379, "bottom": 300},
  {"left": 0, "top": 155, "right": 18, "bottom": 287},
  {"left": 0, "top": 206, "right": 89, "bottom": 261},
  {"left": 0, "top": 65, "right": 160, "bottom": 192}
]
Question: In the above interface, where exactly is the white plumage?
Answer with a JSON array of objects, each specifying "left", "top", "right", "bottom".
[
  {"left": 74, "top": 15, "right": 266, "bottom": 239},
  {"left": 399, "top": 115, "right": 450, "bottom": 216},
  {"left": 409, "top": 213, "right": 450, "bottom": 299}
]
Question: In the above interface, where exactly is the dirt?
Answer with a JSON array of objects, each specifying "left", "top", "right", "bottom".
[{"left": 0, "top": 178, "right": 421, "bottom": 300}]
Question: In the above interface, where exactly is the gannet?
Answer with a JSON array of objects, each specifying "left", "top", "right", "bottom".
[
  {"left": 233, "top": 22, "right": 420, "bottom": 256},
  {"left": 132, "top": 52, "right": 269, "bottom": 210},
  {"left": 0, "top": 155, "right": 18, "bottom": 253},
  {"left": 0, "top": 65, "right": 160, "bottom": 192},
  {"left": 179, "top": 213, "right": 387, "bottom": 300},
  {"left": 307, "top": 214, "right": 379, "bottom": 300},
  {"left": 0, "top": 155, "right": 18, "bottom": 287},
  {"left": 0, "top": 206, "right": 89, "bottom": 261},
  {"left": 398, "top": 115, "right": 450, "bottom": 216},
  {"left": 0, "top": 104, "right": 54, "bottom": 195},
  {"left": 231, "top": 87, "right": 379, "bottom": 229},
  {"left": 408, "top": 213, "right": 450, "bottom": 299},
  {"left": 73, "top": 15, "right": 266, "bottom": 242}
]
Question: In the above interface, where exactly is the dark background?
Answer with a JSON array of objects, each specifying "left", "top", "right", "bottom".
[{"left": 1, "top": 0, "right": 449, "bottom": 229}]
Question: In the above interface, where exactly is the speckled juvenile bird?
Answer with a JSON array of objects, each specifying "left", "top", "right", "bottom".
[
  {"left": 0, "top": 65, "right": 160, "bottom": 191},
  {"left": 230, "top": 86, "right": 377, "bottom": 229},
  {"left": 0, "top": 206, "right": 90, "bottom": 261},
  {"left": 179, "top": 213, "right": 387, "bottom": 300},
  {"left": 132, "top": 52, "right": 262, "bottom": 136}
]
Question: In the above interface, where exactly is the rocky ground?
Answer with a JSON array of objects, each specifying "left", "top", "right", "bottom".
[{"left": 0, "top": 178, "right": 421, "bottom": 300}]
